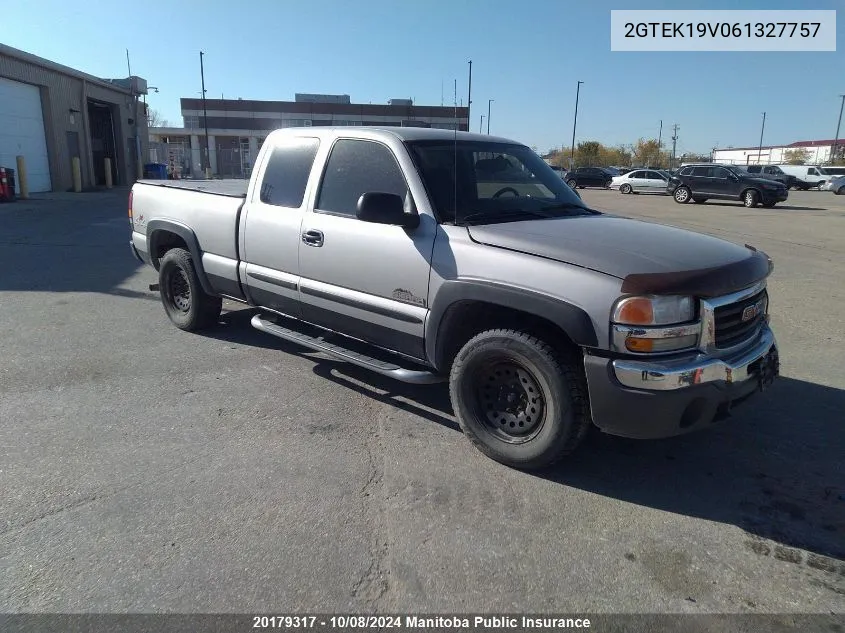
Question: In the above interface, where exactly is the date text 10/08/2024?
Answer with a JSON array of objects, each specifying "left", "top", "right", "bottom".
[{"left": 252, "top": 616, "right": 593, "bottom": 629}]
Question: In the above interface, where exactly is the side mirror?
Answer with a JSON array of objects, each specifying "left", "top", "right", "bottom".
[{"left": 356, "top": 192, "right": 420, "bottom": 229}]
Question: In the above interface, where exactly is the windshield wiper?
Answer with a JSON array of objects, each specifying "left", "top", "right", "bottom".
[
  {"left": 538, "top": 202, "right": 597, "bottom": 215},
  {"left": 458, "top": 209, "right": 555, "bottom": 225}
]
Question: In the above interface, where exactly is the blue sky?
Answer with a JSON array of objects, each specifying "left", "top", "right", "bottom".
[{"left": 4, "top": 0, "right": 842, "bottom": 154}]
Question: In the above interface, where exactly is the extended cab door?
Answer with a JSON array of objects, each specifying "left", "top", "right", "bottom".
[
  {"left": 240, "top": 135, "right": 321, "bottom": 317},
  {"left": 297, "top": 137, "right": 436, "bottom": 360}
]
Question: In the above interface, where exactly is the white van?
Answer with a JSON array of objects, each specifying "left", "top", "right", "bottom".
[{"left": 772, "top": 164, "right": 831, "bottom": 190}]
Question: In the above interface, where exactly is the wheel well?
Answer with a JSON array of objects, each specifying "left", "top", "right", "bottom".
[
  {"left": 435, "top": 301, "right": 580, "bottom": 373},
  {"left": 150, "top": 231, "right": 188, "bottom": 269}
]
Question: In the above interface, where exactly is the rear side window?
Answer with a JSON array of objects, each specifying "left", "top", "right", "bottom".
[
  {"left": 691, "top": 166, "right": 710, "bottom": 176},
  {"left": 259, "top": 137, "right": 320, "bottom": 207},
  {"left": 747, "top": 166, "right": 761, "bottom": 173},
  {"left": 316, "top": 139, "right": 408, "bottom": 216}
]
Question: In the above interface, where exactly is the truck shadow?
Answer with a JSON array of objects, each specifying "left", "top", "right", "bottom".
[
  {"left": 202, "top": 309, "right": 844, "bottom": 563},
  {"left": 545, "top": 377, "right": 845, "bottom": 565}
]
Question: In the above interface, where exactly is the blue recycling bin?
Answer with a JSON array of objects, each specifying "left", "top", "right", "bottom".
[{"left": 144, "top": 163, "right": 168, "bottom": 180}]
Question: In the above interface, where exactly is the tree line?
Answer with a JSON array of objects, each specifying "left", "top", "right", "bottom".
[{"left": 542, "top": 139, "right": 710, "bottom": 169}]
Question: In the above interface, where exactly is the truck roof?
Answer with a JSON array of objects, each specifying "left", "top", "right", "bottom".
[{"left": 269, "top": 126, "right": 521, "bottom": 145}]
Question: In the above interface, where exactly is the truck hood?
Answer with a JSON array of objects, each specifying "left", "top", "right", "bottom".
[{"left": 467, "top": 214, "right": 772, "bottom": 297}]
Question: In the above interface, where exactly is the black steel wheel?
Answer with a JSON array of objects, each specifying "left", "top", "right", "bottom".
[
  {"left": 158, "top": 248, "right": 222, "bottom": 331},
  {"left": 474, "top": 360, "right": 546, "bottom": 443},
  {"left": 449, "top": 329, "right": 591, "bottom": 470}
]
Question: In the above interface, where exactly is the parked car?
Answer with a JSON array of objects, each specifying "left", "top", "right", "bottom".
[
  {"left": 610, "top": 169, "right": 670, "bottom": 194},
  {"left": 822, "top": 175, "right": 845, "bottom": 194},
  {"left": 771, "top": 164, "right": 829, "bottom": 190},
  {"left": 740, "top": 165, "right": 797, "bottom": 189},
  {"left": 565, "top": 167, "right": 613, "bottom": 189},
  {"left": 129, "top": 127, "right": 779, "bottom": 470},
  {"left": 667, "top": 163, "right": 789, "bottom": 208}
]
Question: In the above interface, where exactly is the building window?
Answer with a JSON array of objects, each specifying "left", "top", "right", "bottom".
[
  {"left": 184, "top": 115, "right": 199, "bottom": 129},
  {"left": 279, "top": 119, "right": 312, "bottom": 128}
]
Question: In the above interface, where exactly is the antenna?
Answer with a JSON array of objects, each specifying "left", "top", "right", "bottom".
[{"left": 454, "top": 78, "right": 459, "bottom": 225}]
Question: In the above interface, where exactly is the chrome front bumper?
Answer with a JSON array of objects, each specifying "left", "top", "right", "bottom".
[{"left": 613, "top": 326, "right": 777, "bottom": 391}]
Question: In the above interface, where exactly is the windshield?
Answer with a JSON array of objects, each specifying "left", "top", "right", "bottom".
[{"left": 406, "top": 140, "right": 591, "bottom": 224}]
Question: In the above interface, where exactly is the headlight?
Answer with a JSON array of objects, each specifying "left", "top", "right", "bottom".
[
  {"left": 612, "top": 295, "right": 694, "bottom": 326},
  {"left": 611, "top": 295, "right": 699, "bottom": 354}
]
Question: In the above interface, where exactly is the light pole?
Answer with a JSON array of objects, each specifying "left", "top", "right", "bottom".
[
  {"left": 143, "top": 87, "right": 159, "bottom": 124},
  {"left": 479, "top": 115, "right": 485, "bottom": 133},
  {"left": 832, "top": 94, "right": 845, "bottom": 164},
  {"left": 467, "top": 60, "right": 473, "bottom": 126},
  {"left": 570, "top": 81, "right": 584, "bottom": 168},
  {"left": 658, "top": 120, "right": 663, "bottom": 166},
  {"left": 487, "top": 99, "right": 493, "bottom": 134},
  {"left": 757, "top": 112, "right": 766, "bottom": 164}
]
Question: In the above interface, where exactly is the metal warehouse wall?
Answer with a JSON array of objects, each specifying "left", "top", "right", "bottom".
[{"left": 0, "top": 49, "right": 147, "bottom": 191}]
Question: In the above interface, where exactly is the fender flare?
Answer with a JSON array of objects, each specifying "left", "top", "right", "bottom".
[
  {"left": 425, "top": 280, "right": 599, "bottom": 369},
  {"left": 146, "top": 219, "right": 216, "bottom": 296}
]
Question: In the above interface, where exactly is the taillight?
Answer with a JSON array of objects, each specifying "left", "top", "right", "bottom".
[{"left": 128, "top": 190, "right": 134, "bottom": 227}]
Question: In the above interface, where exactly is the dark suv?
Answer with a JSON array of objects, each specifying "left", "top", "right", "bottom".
[
  {"left": 667, "top": 164, "right": 789, "bottom": 208},
  {"left": 741, "top": 164, "right": 797, "bottom": 189},
  {"left": 565, "top": 167, "right": 613, "bottom": 189}
]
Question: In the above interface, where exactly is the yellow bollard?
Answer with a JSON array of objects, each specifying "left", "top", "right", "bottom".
[
  {"left": 16, "top": 156, "right": 29, "bottom": 199},
  {"left": 72, "top": 157, "right": 82, "bottom": 193},
  {"left": 104, "top": 158, "right": 113, "bottom": 189}
]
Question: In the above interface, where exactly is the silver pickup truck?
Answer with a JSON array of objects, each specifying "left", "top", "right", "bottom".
[{"left": 129, "top": 127, "right": 780, "bottom": 470}]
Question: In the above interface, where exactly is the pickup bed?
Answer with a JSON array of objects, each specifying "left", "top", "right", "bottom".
[{"left": 130, "top": 127, "right": 780, "bottom": 470}]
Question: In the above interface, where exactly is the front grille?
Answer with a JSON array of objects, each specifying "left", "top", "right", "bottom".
[{"left": 714, "top": 289, "right": 767, "bottom": 349}]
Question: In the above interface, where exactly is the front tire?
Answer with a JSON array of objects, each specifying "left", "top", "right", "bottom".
[
  {"left": 836, "top": 186, "right": 845, "bottom": 196},
  {"left": 158, "top": 248, "right": 222, "bottom": 331},
  {"left": 620, "top": 183, "right": 632, "bottom": 194},
  {"left": 673, "top": 186, "right": 691, "bottom": 203},
  {"left": 743, "top": 189, "right": 759, "bottom": 208},
  {"left": 449, "top": 329, "right": 591, "bottom": 470},
  {"left": 566, "top": 179, "right": 577, "bottom": 188}
]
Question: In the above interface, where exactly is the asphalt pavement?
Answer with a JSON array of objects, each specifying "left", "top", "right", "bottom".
[{"left": 0, "top": 187, "right": 843, "bottom": 616}]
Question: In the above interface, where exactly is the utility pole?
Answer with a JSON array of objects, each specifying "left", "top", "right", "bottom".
[
  {"left": 658, "top": 120, "right": 663, "bottom": 166},
  {"left": 479, "top": 115, "right": 485, "bottom": 133},
  {"left": 487, "top": 99, "right": 493, "bottom": 134},
  {"left": 756, "top": 112, "right": 767, "bottom": 165},
  {"left": 670, "top": 124, "right": 679, "bottom": 168},
  {"left": 570, "top": 81, "right": 584, "bottom": 169},
  {"left": 467, "top": 60, "right": 473, "bottom": 127},
  {"left": 832, "top": 94, "right": 845, "bottom": 164},
  {"left": 200, "top": 51, "right": 211, "bottom": 178}
]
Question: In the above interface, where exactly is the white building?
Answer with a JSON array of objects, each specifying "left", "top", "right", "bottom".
[{"left": 712, "top": 139, "right": 840, "bottom": 166}]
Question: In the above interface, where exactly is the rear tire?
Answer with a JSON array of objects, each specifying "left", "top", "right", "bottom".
[
  {"left": 673, "top": 186, "right": 691, "bottom": 204},
  {"left": 619, "top": 184, "right": 632, "bottom": 194},
  {"left": 743, "top": 189, "right": 759, "bottom": 208},
  {"left": 836, "top": 186, "right": 845, "bottom": 196},
  {"left": 158, "top": 248, "right": 222, "bottom": 331},
  {"left": 449, "top": 329, "right": 591, "bottom": 470},
  {"left": 566, "top": 179, "right": 577, "bottom": 188}
]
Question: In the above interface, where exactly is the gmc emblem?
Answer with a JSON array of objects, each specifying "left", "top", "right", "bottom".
[{"left": 741, "top": 300, "right": 764, "bottom": 322}]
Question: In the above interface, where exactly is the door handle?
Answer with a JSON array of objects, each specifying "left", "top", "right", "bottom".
[{"left": 301, "top": 229, "right": 324, "bottom": 247}]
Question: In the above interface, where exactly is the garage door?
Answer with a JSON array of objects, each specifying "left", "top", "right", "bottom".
[{"left": 0, "top": 77, "right": 52, "bottom": 193}]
